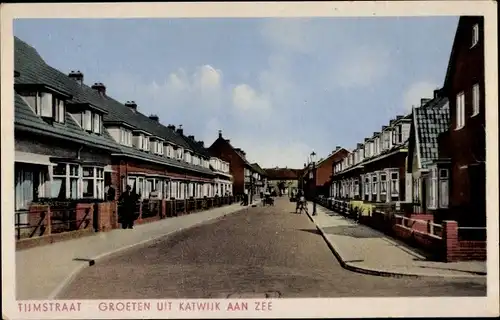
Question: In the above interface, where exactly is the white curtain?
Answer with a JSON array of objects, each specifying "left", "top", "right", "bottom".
[{"left": 15, "top": 170, "right": 34, "bottom": 211}]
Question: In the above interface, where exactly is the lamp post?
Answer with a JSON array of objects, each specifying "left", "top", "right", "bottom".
[{"left": 309, "top": 151, "right": 317, "bottom": 216}]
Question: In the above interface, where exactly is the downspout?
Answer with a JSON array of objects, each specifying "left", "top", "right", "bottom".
[{"left": 77, "top": 146, "right": 84, "bottom": 160}]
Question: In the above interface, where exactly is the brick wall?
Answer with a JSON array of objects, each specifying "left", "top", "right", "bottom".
[
  {"left": 96, "top": 201, "right": 118, "bottom": 232},
  {"left": 208, "top": 138, "right": 246, "bottom": 195}
]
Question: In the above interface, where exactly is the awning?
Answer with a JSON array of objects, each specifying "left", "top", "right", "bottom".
[{"left": 15, "top": 151, "right": 55, "bottom": 166}]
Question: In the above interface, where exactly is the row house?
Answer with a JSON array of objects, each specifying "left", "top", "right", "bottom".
[
  {"left": 13, "top": 37, "right": 233, "bottom": 219},
  {"left": 407, "top": 16, "right": 486, "bottom": 227},
  {"left": 330, "top": 115, "right": 412, "bottom": 205},
  {"left": 249, "top": 163, "right": 268, "bottom": 196},
  {"left": 303, "top": 146, "right": 350, "bottom": 199},
  {"left": 209, "top": 157, "right": 233, "bottom": 196},
  {"left": 264, "top": 167, "right": 301, "bottom": 196},
  {"left": 208, "top": 131, "right": 264, "bottom": 196}
]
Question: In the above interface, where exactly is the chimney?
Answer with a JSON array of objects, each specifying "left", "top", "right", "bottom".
[
  {"left": 389, "top": 119, "right": 396, "bottom": 126},
  {"left": 124, "top": 101, "right": 138, "bottom": 111},
  {"left": 373, "top": 132, "right": 380, "bottom": 137},
  {"left": 91, "top": 82, "right": 106, "bottom": 96},
  {"left": 225, "top": 139, "right": 230, "bottom": 144},
  {"left": 188, "top": 135, "right": 195, "bottom": 140},
  {"left": 382, "top": 125, "right": 388, "bottom": 131},
  {"left": 357, "top": 143, "right": 363, "bottom": 149},
  {"left": 69, "top": 70, "right": 84, "bottom": 85},
  {"left": 176, "top": 124, "right": 183, "bottom": 135},
  {"left": 364, "top": 138, "right": 370, "bottom": 142},
  {"left": 396, "top": 115, "right": 404, "bottom": 120},
  {"left": 197, "top": 141, "right": 205, "bottom": 147},
  {"left": 421, "top": 98, "right": 432, "bottom": 107},
  {"left": 335, "top": 146, "right": 341, "bottom": 151},
  {"left": 149, "top": 114, "right": 159, "bottom": 122},
  {"left": 14, "top": 70, "right": 20, "bottom": 78},
  {"left": 218, "top": 130, "right": 222, "bottom": 138},
  {"left": 167, "top": 124, "right": 176, "bottom": 131},
  {"left": 434, "top": 88, "right": 442, "bottom": 99}
]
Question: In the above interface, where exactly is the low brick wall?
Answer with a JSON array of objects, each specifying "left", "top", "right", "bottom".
[{"left": 456, "top": 241, "right": 487, "bottom": 261}]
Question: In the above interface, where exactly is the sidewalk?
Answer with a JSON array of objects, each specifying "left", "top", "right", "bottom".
[
  {"left": 306, "top": 203, "right": 486, "bottom": 279},
  {"left": 16, "top": 200, "right": 258, "bottom": 300}
]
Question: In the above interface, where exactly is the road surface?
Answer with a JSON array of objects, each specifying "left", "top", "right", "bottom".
[{"left": 60, "top": 198, "right": 486, "bottom": 299}]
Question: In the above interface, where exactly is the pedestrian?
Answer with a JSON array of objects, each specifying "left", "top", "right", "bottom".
[
  {"left": 118, "top": 185, "right": 137, "bottom": 229},
  {"left": 296, "top": 189, "right": 305, "bottom": 213}
]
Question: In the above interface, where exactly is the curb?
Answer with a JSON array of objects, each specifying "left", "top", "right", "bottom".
[
  {"left": 305, "top": 209, "right": 486, "bottom": 280},
  {"left": 49, "top": 204, "right": 248, "bottom": 299}
]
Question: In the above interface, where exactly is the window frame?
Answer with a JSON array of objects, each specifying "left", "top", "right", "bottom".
[
  {"left": 471, "top": 23, "right": 479, "bottom": 48},
  {"left": 456, "top": 91, "right": 465, "bottom": 130},
  {"left": 472, "top": 83, "right": 480, "bottom": 117}
]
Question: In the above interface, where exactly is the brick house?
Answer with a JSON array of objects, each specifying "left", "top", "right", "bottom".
[
  {"left": 207, "top": 131, "right": 261, "bottom": 196},
  {"left": 13, "top": 36, "right": 235, "bottom": 230},
  {"left": 330, "top": 115, "right": 412, "bottom": 205},
  {"left": 14, "top": 37, "right": 122, "bottom": 218},
  {"left": 303, "top": 147, "right": 349, "bottom": 199},
  {"left": 264, "top": 167, "right": 301, "bottom": 196},
  {"left": 440, "top": 16, "right": 486, "bottom": 227}
]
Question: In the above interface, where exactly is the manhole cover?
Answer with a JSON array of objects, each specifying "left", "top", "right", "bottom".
[{"left": 227, "top": 291, "right": 281, "bottom": 298}]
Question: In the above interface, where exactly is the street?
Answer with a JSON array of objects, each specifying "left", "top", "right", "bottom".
[{"left": 60, "top": 198, "right": 486, "bottom": 299}]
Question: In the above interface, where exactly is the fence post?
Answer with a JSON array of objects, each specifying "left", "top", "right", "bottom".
[
  {"left": 442, "top": 220, "right": 459, "bottom": 262},
  {"left": 46, "top": 206, "right": 52, "bottom": 235}
]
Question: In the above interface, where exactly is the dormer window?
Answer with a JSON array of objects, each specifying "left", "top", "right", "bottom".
[
  {"left": 120, "top": 128, "right": 132, "bottom": 147},
  {"left": 143, "top": 137, "right": 150, "bottom": 152},
  {"left": 472, "top": 23, "right": 479, "bottom": 48},
  {"left": 22, "top": 91, "right": 66, "bottom": 124},
  {"left": 393, "top": 125, "right": 401, "bottom": 144},
  {"left": 81, "top": 110, "right": 101, "bottom": 134}
]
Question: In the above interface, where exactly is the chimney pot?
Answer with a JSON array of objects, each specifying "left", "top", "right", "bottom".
[
  {"left": 188, "top": 135, "right": 195, "bottom": 140},
  {"left": 434, "top": 88, "right": 441, "bottom": 99},
  {"left": 91, "top": 82, "right": 106, "bottom": 95},
  {"left": 176, "top": 125, "right": 184, "bottom": 135},
  {"left": 124, "top": 101, "right": 138, "bottom": 111},
  {"left": 218, "top": 130, "right": 222, "bottom": 138},
  {"left": 69, "top": 70, "right": 84, "bottom": 85},
  {"left": 149, "top": 114, "right": 159, "bottom": 122}
]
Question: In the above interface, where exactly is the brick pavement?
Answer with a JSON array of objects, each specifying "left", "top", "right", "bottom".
[
  {"left": 59, "top": 197, "right": 486, "bottom": 299},
  {"left": 16, "top": 201, "right": 258, "bottom": 300},
  {"left": 306, "top": 203, "right": 487, "bottom": 278}
]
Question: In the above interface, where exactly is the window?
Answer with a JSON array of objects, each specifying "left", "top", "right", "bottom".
[
  {"left": 472, "top": 84, "right": 480, "bottom": 116},
  {"left": 401, "top": 123, "right": 411, "bottom": 143},
  {"left": 393, "top": 125, "right": 401, "bottom": 145},
  {"left": 439, "top": 169, "right": 449, "bottom": 208},
  {"left": 82, "top": 167, "right": 104, "bottom": 199},
  {"left": 52, "top": 163, "right": 79, "bottom": 199},
  {"left": 120, "top": 128, "right": 132, "bottom": 146},
  {"left": 472, "top": 23, "right": 479, "bottom": 47},
  {"left": 372, "top": 175, "right": 378, "bottom": 194},
  {"left": 390, "top": 172, "right": 399, "bottom": 196},
  {"left": 38, "top": 92, "right": 53, "bottom": 118},
  {"left": 137, "top": 177, "right": 145, "bottom": 198},
  {"left": 380, "top": 174, "right": 387, "bottom": 194},
  {"left": 365, "top": 176, "right": 370, "bottom": 195},
  {"left": 53, "top": 97, "right": 65, "bottom": 123},
  {"left": 83, "top": 110, "right": 92, "bottom": 131},
  {"left": 15, "top": 169, "right": 34, "bottom": 210},
  {"left": 92, "top": 113, "right": 101, "bottom": 134},
  {"left": 428, "top": 169, "right": 438, "bottom": 209},
  {"left": 157, "top": 142, "right": 164, "bottom": 155},
  {"left": 354, "top": 180, "right": 359, "bottom": 195},
  {"left": 456, "top": 92, "right": 465, "bottom": 129},
  {"left": 185, "top": 152, "right": 192, "bottom": 163}
]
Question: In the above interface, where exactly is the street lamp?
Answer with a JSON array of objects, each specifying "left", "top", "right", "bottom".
[{"left": 310, "top": 151, "right": 317, "bottom": 216}]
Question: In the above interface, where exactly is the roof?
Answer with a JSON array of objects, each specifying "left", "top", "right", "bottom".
[
  {"left": 209, "top": 136, "right": 253, "bottom": 168},
  {"left": 410, "top": 97, "right": 450, "bottom": 169},
  {"left": 14, "top": 37, "right": 214, "bottom": 176},
  {"left": 264, "top": 168, "right": 301, "bottom": 180},
  {"left": 250, "top": 163, "right": 267, "bottom": 176},
  {"left": 315, "top": 147, "right": 349, "bottom": 168}
]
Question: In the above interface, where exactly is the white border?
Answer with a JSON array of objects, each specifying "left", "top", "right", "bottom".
[{"left": 2, "top": 1, "right": 498, "bottom": 319}]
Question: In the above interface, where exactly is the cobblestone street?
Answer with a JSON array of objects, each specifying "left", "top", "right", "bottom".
[{"left": 60, "top": 198, "right": 486, "bottom": 299}]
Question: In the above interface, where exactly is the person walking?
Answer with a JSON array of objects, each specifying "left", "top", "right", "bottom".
[{"left": 118, "top": 185, "right": 137, "bottom": 229}]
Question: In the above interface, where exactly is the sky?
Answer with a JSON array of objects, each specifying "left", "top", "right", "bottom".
[{"left": 14, "top": 16, "right": 459, "bottom": 169}]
